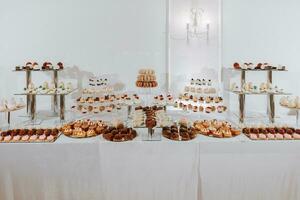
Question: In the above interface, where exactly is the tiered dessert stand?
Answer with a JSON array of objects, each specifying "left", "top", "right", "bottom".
[
  {"left": 13, "top": 68, "right": 74, "bottom": 121},
  {"left": 229, "top": 68, "right": 291, "bottom": 123}
]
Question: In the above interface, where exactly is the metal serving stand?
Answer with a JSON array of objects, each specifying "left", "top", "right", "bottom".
[
  {"left": 228, "top": 68, "right": 291, "bottom": 123},
  {"left": 13, "top": 68, "right": 74, "bottom": 121}
]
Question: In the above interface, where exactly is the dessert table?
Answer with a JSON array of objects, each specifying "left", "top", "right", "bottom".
[{"left": 1, "top": 129, "right": 300, "bottom": 200}]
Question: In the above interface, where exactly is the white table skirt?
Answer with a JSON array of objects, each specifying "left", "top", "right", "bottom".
[{"left": 0, "top": 130, "right": 300, "bottom": 200}]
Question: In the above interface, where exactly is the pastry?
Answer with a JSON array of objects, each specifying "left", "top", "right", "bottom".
[
  {"left": 194, "top": 120, "right": 240, "bottom": 138},
  {"left": 233, "top": 63, "right": 241, "bottom": 69},
  {"left": 61, "top": 120, "right": 107, "bottom": 138}
]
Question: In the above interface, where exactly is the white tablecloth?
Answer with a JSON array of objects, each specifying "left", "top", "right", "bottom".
[{"left": 1, "top": 130, "right": 300, "bottom": 200}]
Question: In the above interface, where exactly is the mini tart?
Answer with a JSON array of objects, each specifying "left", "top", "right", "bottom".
[
  {"left": 249, "top": 133, "right": 258, "bottom": 140},
  {"left": 46, "top": 135, "right": 55, "bottom": 141},
  {"left": 12, "top": 135, "right": 21, "bottom": 141},
  {"left": 21, "top": 135, "right": 30, "bottom": 141},
  {"left": 258, "top": 134, "right": 267, "bottom": 140},
  {"left": 87, "top": 129, "right": 96, "bottom": 137},
  {"left": 4, "top": 135, "right": 12, "bottom": 142},
  {"left": 223, "top": 131, "right": 232, "bottom": 138},
  {"left": 283, "top": 133, "right": 292, "bottom": 140},
  {"left": 39, "top": 134, "right": 47, "bottom": 140},
  {"left": 292, "top": 133, "right": 300, "bottom": 139},
  {"left": 266, "top": 133, "right": 275, "bottom": 140},
  {"left": 29, "top": 135, "right": 38, "bottom": 141},
  {"left": 275, "top": 133, "right": 284, "bottom": 140}
]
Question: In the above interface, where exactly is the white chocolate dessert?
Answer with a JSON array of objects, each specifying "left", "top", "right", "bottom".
[
  {"left": 280, "top": 96, "right": 300, "bottom": 109},
  {"left": 0, "top": 98, "right": 26, "bottom": 112},
  {"left": 230, "top": 82, "right": 284, "bottom": 94},
  {"left": 25, "top": 81, "right": 74, "bottom": 95}
]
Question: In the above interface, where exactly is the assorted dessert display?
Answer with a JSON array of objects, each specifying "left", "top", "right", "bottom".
[
  {"left": 175, "top": 94, "right": 227, "bottom": 113},
  {"left": 0, "top": 98, "right": 26, "bottom": 112},
  {"left": 174, "top": 78, "right": 227, "bottom": 114},
  {"left": 76, "top": 94, "right": 141, "bottom": 106},
  {"left": 162, "top": 119, "right": 197, "bottom": 141},
  {"left": 230, "top": 82, "right": 284, "bottom": 94},
  {"left": 61, "top": 119, "right": 108, "bottom": 138},
  {"left": 177, "top": 94, "right": 224, "bottom": 104},
  {"left": 13, "top": 61, "right": 72, "bottom": 121},
  {"left": 102, "top": 122, "right": 137, "bottom": 142},
  {"left": 136, "top": 69, "right": 158, "bottom": 88},
  {"left": 153, "top": 94, "right": 174, "bottom": 106},
  {"left": 232, "top": 62, "right": 286, "bottom": 71},
  {"left": 193, "top": 119, "right": 241, "bottom": 138},
  {"left": 280, "top": 96, "right": 300, "bottom": 109},
  {"left": 15, "top": 61, "right": 64, "bottom": 71},
  {"left": 228, "top": 62, "right": 290, "bottom": 123},
  {"left": 242, "top": 125, "right": 300, "bottom": 140},
  {"left": 24, "top": 81, "right": 74, "bottom": 95},
  {"left": 132, "top": 106, "right": 172, "bottom": 128},
  {"left": 72, "top": 93, "right": 142, "bottom": 114},
  {"left": 3, "top": 64, "right": 298, "bottom": 144},
  {"left": 72, "top": 103, "right": 122, "bottom": 114},
  {"left": 0, "top": 128, "right": 60, "bottom": 143}
]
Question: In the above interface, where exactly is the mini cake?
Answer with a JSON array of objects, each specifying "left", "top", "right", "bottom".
[
  {"left": 193, "top": 119, "right": 240, "bottom": 138},
  {"left": 233, "top": 62, "right": 240, "bottom": 69},
  {"left": 136, "top": 68, "right": 158, "bottom": 88},
  {"left": 61, "top": 120, "right": 107, "bottom": 138}
]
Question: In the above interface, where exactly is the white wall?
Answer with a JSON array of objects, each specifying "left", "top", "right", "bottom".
[{"left": 0, "top": 0, "right": 166, "bottom": 97}]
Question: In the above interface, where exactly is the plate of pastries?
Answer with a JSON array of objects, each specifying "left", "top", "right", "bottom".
[
  {"left": 61, "top": 119, "right": 108, "bottom": 138},
  {"left": 232, "top": 62, "right": 286, "bottom": 70},
  {"left": 136, "top": 69, "right": 158, "bottom": 88},
  {"left": 193, "top": 119, "right": 241, "bottom": 138},
  {"left": 243, "top": 125, "right": 300, "bottom": 140},
  {"left": 102, "top": 122, "right": 137, "bottom": 142},
  {"left": 15, "top": 61, "right": 64, "bottom": 71},
  {"left": 162, "top": 119, "right": 197, "bottom": 141},
  {"left": 0, "top": 128, "right": 60, "bottom": 143}
]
